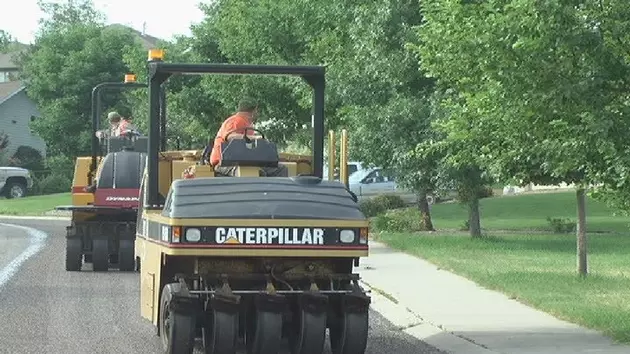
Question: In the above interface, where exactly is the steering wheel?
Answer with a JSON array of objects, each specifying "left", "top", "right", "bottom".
[{"left": 224, "top": 127, "right": 266, "bottom": 143}]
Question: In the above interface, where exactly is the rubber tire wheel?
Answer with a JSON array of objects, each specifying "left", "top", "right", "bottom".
[
  {"left": 246, "top": 310, "right": 283, "bottom": 354},
  {"left": 118, "top": 240, "right": 135, "bottom": 271},
  {"left": 329, "top": 311, "right": 369, "bottom": 354},
  {"left": 289, "top": 308, "right": 327, "bottom": 354},
  {"left": 203, "top": 310, "right": 239, "bottom": 354},
  {"left": 65, "top": 238, "right": 82, "bottom": 271},
  {"left": 92, "top": 239, "right": 109, "bottom": 272},
  {"left": 160, "top": 283, "right": 196, "bottom": 354},
  {"left": 4, "top": 181, "right": 26, "bottom": 199}
]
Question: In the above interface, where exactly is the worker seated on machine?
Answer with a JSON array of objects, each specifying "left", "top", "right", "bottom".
[
  {"left": 95, "top": 112, "right": 143, "bottom": 139},
  {"left": 95, "top": 111, "right": 123, "bottom": 139},
  {"left": 210, "top": 98, "right": 288, "bottom": 177}
]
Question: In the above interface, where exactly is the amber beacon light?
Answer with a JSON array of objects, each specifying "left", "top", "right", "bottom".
[
  {"left": 124, "top": 73, "right": 137, "bottom": 83},
  {"left": 148, "top": 48, "right": 164, "bottom": 61}
]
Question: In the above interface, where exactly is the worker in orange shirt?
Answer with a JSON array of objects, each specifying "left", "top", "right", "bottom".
[{"left": 211, "top": 98, "right": 288, "bottom": 177}]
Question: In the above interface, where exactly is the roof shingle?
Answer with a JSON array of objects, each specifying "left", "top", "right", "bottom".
[{"left": 0, "top": 80, "right": 25, "bottom": 102}]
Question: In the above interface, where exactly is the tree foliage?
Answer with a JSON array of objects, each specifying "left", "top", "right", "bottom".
[
  {"left": 0, "top": 30, "right": 14, "bottom": 52},
  {"left": 17, "top": 0, "right": 140, "bottom": 157},
  {"left": 20, "top": 0, "right": 630, "bottom": 249},
  {"left": 416, "top": 0, "right": 630, "bottom": 191},
  {"left": 414, "top": 0, "right": 630, "bottom": 256}
]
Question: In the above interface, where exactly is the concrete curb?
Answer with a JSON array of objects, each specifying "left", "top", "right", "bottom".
[{"left": 360, "top": 280, "right": 499, "bottom": 354}]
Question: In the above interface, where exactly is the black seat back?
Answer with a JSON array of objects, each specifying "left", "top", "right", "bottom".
[
  {"left": 220, "top": 138, "right": 279, "bottom": 167},
  {"left": 106, "top": 136, "right": 148, "bottom": 153}
]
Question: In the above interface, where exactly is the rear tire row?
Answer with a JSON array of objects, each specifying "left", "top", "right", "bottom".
[
  {"left": 65, "top": 238, "right": 136, "bottom": 272},
  {"left": 160, "top": 283, "right": 370, "bottom": 354}
]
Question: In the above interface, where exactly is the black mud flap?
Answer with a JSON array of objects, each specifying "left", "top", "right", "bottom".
[
  {"left": 298, "top": 291, "right": 328, "bottom": 315},
  {"left": 254, "top": 292, "right": 287, "bottom": 314},
  {"left": 341, "top": 290, "right": 371, "bottom": 314}
]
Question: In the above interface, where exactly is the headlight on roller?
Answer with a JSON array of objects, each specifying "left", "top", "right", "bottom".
[
  {"left": 185, "top": 228, "right": 201, "bottom": 242},
  {"left": 339, "top": 230, "right": 355, "bottom": 243}
]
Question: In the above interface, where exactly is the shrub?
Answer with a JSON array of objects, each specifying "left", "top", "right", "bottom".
[
  {"left": 359, "top": 198, "right": 387, "bottom": 217},
  {"left": 546, "top": 217, "right": 576, "bottom": 234},
  {"left": 358, "top": 194, "right": 406, "bottom": 217},
  {"left": 10, "top": 145, "right": 44, "bottom": 171},
  {"left": 478, "top": 186, "right": 494, "bottom": 199},
  {"left": 373, "top": 213, "right": 415, "bottom": 232},
  {"left": 34, "top": 173, "right": 72, "bottom": 195},
  {"left": 374, "top": 194, "right": 406, "bottom": 210}
]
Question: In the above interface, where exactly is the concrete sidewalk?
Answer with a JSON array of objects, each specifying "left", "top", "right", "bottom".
[{"left": 360, "top": 241, "right": 630, "bottom": 354}]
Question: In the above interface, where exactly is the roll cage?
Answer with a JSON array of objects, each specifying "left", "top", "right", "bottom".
[
  {"left": 88, "top": 79, "right": 166, "bottom": 185},
  {"left": 144, "top": 58, "right": 326, "bottom": 208}
]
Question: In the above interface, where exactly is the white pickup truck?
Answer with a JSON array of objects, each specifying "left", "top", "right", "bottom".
[{"left": 0, "top": 167, "right": 33, "bottom": 199}]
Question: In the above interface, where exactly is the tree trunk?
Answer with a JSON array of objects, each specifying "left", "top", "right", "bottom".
[
  {"left": 417, "top": 190, "right": 435, "bottom": 231},
  {"left": 576, "top": 188, "right": 587, "bottom": 276},
  {"left": 468, "top": 196, "right": 482, "bottom": 238}
]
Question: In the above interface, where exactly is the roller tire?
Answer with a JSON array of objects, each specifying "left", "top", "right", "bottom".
[
  {"left": 92, "top": 239, "right": 109, "bottom": 272},
  {"left": 289, "top": 308, "right": 327, "bottom": 354},
  {"left": 203, "top": 309, "right": 238, "bottom": 354},
  {"left": 246, "top": 310, "right": 283, "bottom": 354},
  {"left": 65, "top": 238, "right": 82, "bottom": 271},
  {"left": 118, "top": 240, "right": 135, "bottom": 272},
  {"left": 160, "top": 283, "right": 196, "bottom": 354},
  {"left": 329, "top": 311, "right": 369, "bottom": 354}
]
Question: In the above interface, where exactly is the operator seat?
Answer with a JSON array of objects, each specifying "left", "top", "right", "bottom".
[
  {"left": 217, "top": 138, "right": 280, "bottom": 177},
  {"left": 106, "top": 135, "right": 148, "bottom": 154}
]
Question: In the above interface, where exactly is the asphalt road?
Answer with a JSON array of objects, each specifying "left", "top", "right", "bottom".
[{"left": 0, "top": 218, "right": 446, "bottom": 354}]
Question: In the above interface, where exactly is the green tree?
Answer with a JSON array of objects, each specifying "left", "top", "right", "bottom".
[
  {"left": 414, "top": 0, "right": 630, "bottom": 267},
  {"left": 17, "top": 0, "right": 140, "bottom": 159},
  {"left": 326, "top": 0, "right": 441, "bottom": 230},
  {"left": 0, "top": 30, "right": 14, "bottom": 52}
]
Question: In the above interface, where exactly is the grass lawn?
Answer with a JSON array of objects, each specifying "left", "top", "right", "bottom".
[
  {"left": 377, "top": 191, "right": 630, "bottom": 343},
  {"left": 0, "top": 193, "right": 71, "bottom": 215},
  {"left": 395, "top": 190, "right": 630, "bottom": 232}
]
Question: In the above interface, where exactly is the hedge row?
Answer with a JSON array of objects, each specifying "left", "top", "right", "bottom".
[{"left": 358, "top": 194, "right": 407, "bottom": 217}]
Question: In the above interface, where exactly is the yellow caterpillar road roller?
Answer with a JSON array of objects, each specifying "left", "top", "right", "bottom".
[
  {"left": 135, "top": 49, "right": 371, "bottom": 354},
  {"left": 56, "top": 74, "right": 166, "bottom": 272}
]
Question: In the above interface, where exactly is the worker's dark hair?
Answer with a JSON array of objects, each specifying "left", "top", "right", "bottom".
[{"left": 238, "top": 97, "right": 258, "bottom": 112}]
